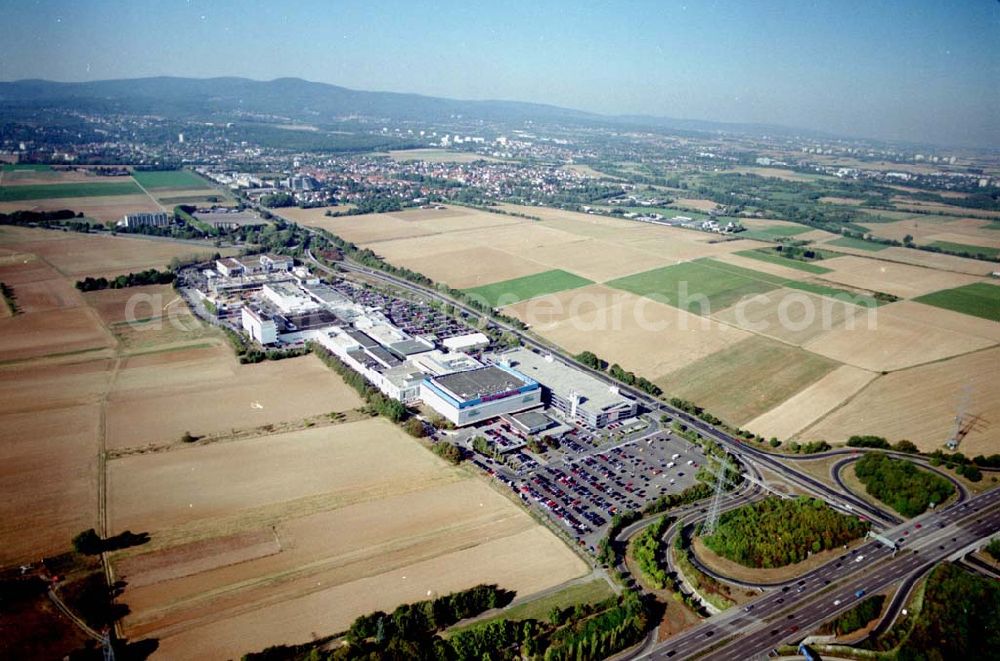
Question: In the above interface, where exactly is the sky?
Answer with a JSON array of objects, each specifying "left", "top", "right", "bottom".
[{"left": 0, "top": 0, "right": 997, "bottom": 147}]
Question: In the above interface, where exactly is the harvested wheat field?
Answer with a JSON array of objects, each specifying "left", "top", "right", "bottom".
[
  {"left": 271, "top": 205, "right": 347, "bottom": 226},
  {"left": 109, "top": 419, "right": 587, "bottom": 659},
  {"left": 803, "top": 303, "right": 997, "bottom": 372},
  {"left": 817, "top": 254, "right": 982, "bottom": 299},
  {"left": 390, "top": 246, "right": 548, "bottom": 289},
  {"left": 0, "top": 273, "right": 84, "bottom": 313},
  {"left": 0, "top": 226, "right": 230, "bottom": 277},
  {"left": 890, "top": 198, "right": 1000, "bottom": 219},
  {"left": 745, "top": 365, "right": 878, "bottom": 441},
  {"left": 858, "top": 247, "right": 996, "bottom": 276},
  {"left": 673, "top": 197, "right": 720, "bottom": 212},
  {"left": 517, "top": 237, "right": 679, "bottom": 282},
  {"left": 0, "top": 193, "right": 161, "bottom": 222},
  {"left": 0, "top": 404, "right": 100, "bottom": 564},
  {"left": 861, "top": 216, "right": 999, "bottom": 245},
  {"left": 798, "top": 347, "right": 1000, "bottom": 456},
  {"left": 507, "top": 285, "right": 749, "bottom": 377},
  {"left": 656, "top": 335, "right": 839, "bottom": 427},
  {"left": 711, "top": 287, "right": 870, "bottom": 346},
  {"left": 299, "top": 212, "right": 438, "bottom": 243},
  {"left": 0, "top": 306, "right": 112, "bottom": 361},
  {"left": 106, "top": 352, "right": 364, "bottom": 449}
]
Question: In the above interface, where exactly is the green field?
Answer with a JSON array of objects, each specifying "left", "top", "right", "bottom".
[
  {"left": 914, "top": 282, "right": 1000, "bottom": 322},
  {"left": 606, "top": 258, "right": 882, "bottom": 313},
  {"left": 927, "top": 241, "right": 1000, "bottom": 258},
  {"left": 738, "top": 225, "right": 812, "bottom": 242},
  {"left": 985, "top": 222, "right": 1000, "bottom": 231},
  {"left": 607, "top": 259, "right": 781, "bottom": 313},
  {"left": 736, "top": 249, "right": 832, "bottom": 274},
  {"left": 657, "top": 335, "right": 839, "bottom": 425},
  {"left": 131, "top": 169, "right": 211, "bottom": 190},
  {"left": 465, "top": 269, "right": 593, "bottom": 307},
  {"left": 827, "top": 237, "right": 889, "bottom": 252},
  {"left": 0, "top": 181, "right": 143, "bottom": 201}
]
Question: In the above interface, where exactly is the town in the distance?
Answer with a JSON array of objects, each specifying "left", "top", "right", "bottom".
[{"left": 1, "top": 5, "right": 999, "bottom": 661}]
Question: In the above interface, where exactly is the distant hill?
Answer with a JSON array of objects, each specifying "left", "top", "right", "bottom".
[{"left": 0, "top": 75, "right": 829, "bottom": 139}]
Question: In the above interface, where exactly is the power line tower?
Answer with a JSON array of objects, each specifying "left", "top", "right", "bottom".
[
  {"left": 702, "top": 456, "right": 734, "bottom": 537},
  {"left": 945, "top": 383, "right": 985, "bottom": 450}
]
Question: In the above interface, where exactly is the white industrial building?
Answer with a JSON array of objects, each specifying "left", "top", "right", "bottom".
[
  {"left": 493, "top": 348, "right": 637, "bottom": 428},
  {"left": 119, "top": 211, "right": 169, "bottom": 228},
  {"left": 262, "top": 282, "right": 320, "bottom": 314},
  {"left": 442, "top": 332, "right": 490, "bottom": 352},
  {"left": 241, "top": 306, "right": 277, "bottom": 345},
  {"left": 420, "top": 364, "right": 542, "bottom": 427}
]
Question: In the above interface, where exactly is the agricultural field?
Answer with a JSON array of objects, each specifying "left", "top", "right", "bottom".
[
  {"left": 655, "top": 334, "right": 839, "bottom": 426},
  {"left": 711, "top": 287, "right": 869, "bottom": 346},
  {"left": 816, "top": 254, "right": 983, "bottom": 299},
  {"left": 109, "top": 419, "right": 588, "bottom": 659},
  {"left": 0, "top": 180, "right": 143, "bottom": 201},
  {"left": 927, "top": 240, "right": 1000, "bottom": 258},
  {"left": 130, "top": 169, "right": 210, "bottom": 190},
  {"left": 505, "top": 284, "right": 749, "bottom": 377},
  {"left": 0, "top": 193, "right": 162, "bottom": 222},
  {"left": 465, "top": 269, "right": 593, "bottom": 307},
  {"left": 745, "top": 365, "right": 878, "bottom": 441},
  {"left": 914, "top": 282, "right": 1000, "bottom": 322},
  {"left": 803, "top": 300, "right": 997, "bottom": 372},
  {"left": 734, "top": 249, "right": 833, "bottom": 274},
  {"left": 606, "top": 259, "right": 783, "bottom": 314},
  {"left": 0, "top": 226, "right": 231, "bottom": 277},
  {"left": 105, "top": 350, "right": 365, "bottom": 449},
  {"left": 799, "top": 347, "right": 1000, "bottom": 455},
  {"left": 826, "top": 236, "right": 888, "bottom": 252}
]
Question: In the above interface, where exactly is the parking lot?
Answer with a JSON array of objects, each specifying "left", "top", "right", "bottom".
[{"left": 454, "top": 413, "right": 708, "bottom": 552}]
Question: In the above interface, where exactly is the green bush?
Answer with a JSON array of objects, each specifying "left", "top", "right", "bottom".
[{"left": 854, "top": 453, "right": 954, "bottom": 517}]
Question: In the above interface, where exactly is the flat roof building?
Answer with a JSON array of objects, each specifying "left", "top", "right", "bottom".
[
  {"left": 421, "top": 363, "right": 542, "bottom": 427},
  {"left": 494, "top": 348, "right": 637, "bottom": 428}
]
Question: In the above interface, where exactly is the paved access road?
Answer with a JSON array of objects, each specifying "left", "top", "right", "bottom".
[{"left": 643, "top": 486, "right": 1000, "bottom": 660}]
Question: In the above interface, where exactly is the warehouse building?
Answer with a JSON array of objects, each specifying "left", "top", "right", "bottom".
[
  {"left": 420, "top": 363, "right": 542, "bottom": 427},
  {"left": 493, "top": 348, "right": 637, "bottom": 428}
]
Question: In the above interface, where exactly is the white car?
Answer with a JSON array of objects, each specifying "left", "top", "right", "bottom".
[
  {"left": 855, "top": 555, "right": 865, "bottom": 563},
  {"left": 834, "top": 599, "right": 842, "bottom": 606}
]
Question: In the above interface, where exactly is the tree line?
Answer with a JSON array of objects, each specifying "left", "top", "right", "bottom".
[
  {"left": 75, "top": 268, "right": 175, "bottom": 291},
  {"left": 854, "top": 453, "right": 954, "bottom": 517},
  {"left": 573, "top": 350, "right": 661, "bottom": 396},
  {"left": 701, "top": 496, "right": 868, "bottom": 568},
  {"left": 245, "top": 586, "right": 655, "bottom": 661}
]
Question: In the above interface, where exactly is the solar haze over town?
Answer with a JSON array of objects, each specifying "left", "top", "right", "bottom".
[{"left": 0, "top": 1, "right": 997, "bottom": 660}]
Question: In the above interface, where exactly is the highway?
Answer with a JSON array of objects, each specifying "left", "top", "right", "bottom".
[{"left": 642, "top": 486, "right": 1000, "bottom": 659}]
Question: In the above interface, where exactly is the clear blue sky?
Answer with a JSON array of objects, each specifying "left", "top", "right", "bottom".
[{"left": 1, "top": 0, "right": 997, "bottom": 147}]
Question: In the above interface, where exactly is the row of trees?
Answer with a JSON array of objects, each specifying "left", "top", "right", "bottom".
[
  {"left": 250, "top": 585, "right": 654, "bottom": 661},
  {"left": 854, "top": 453, "right": 955, "bottom": 517},
  {"left": 701, "top": 496, "right": 869, "bottom": 568},
  {"left": 75, "top": 268, "right": 175, "bottom": 291},
  {"left": 573, "top": 350, "right": 661, "bottom": 396}
]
